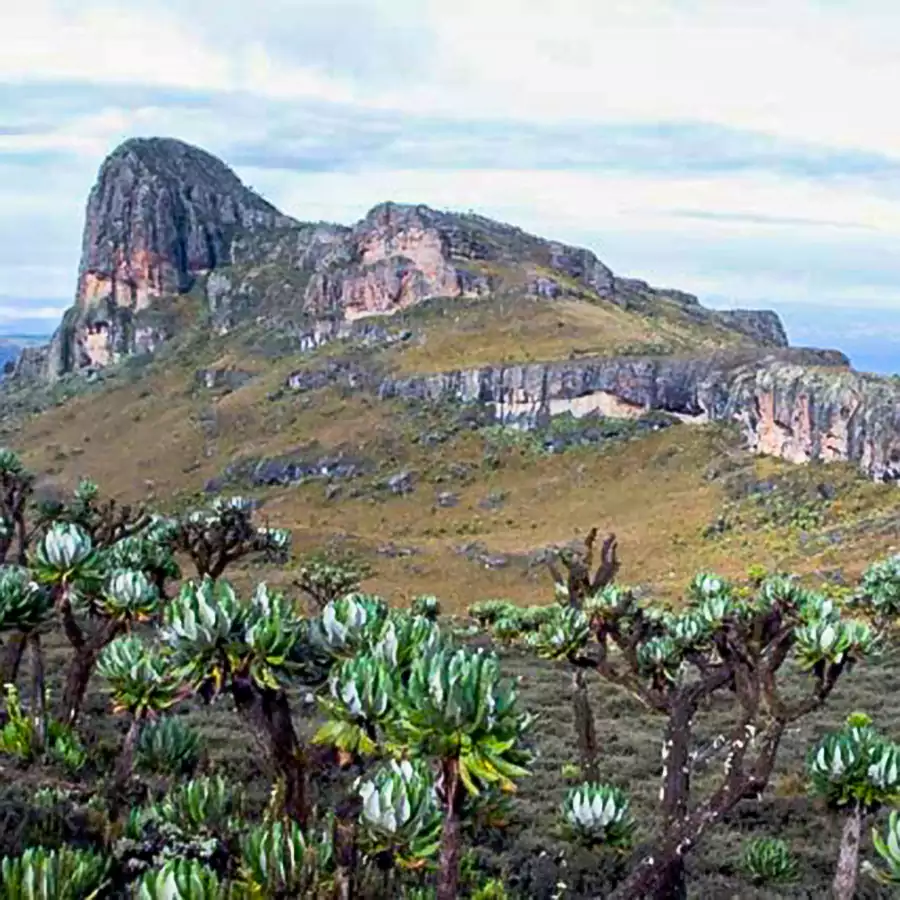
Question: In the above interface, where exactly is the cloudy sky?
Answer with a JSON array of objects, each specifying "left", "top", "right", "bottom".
[{"left": 4, "top": 0, "right": 900, "bottom": 366}]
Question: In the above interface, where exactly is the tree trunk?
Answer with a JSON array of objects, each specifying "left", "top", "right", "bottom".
[
  {"left": 113, "top": 716, "right": 143, "bottom": 793},
  {"left": 232, "top": 679, "right": 310, "bottom": 826},
  {"left": 333, "top": 796, "right": 360, "bottom": 900},
  {"left": 59, "top": 645, "right": 101, "bottom": 727},
  {"left": 0, "top": 630, "right": 26, "bottom": 688},
  {"left": 29, "top": 633, "right": 46, "bottom": 753},
  {"left": 437, "top": 757, "right": 463, "bottom": 900},
  {"left": 832, "top": 803, "right": 863, "bottom": 900},
  {"left": 651, "top": 702, "right": 693, "bottom": 900},
  {"left": 572, "top": 669, "right": 599, "bottom": 782}
]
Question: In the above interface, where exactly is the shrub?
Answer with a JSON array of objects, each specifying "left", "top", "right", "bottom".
[{"left": 740, "top": 837, "right": 799, "bottom": 884}]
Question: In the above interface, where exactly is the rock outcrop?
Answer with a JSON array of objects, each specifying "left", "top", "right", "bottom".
[
  {"left": 18, "top": 137, "right": 791, "bottom": 380},
  {"left": 373, "top": 348, "right": 900, "bottom": 481},
  {"left": 41, "top": 137, "right": 297, "bottom": 378}
]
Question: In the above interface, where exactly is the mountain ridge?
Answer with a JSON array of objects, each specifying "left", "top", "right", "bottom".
[{"left": 13, "top": 136, "right": 789, "bottom": 383}]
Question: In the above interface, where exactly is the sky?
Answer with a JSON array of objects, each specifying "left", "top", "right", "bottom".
[{"left": 3, "top": 0, "right": 900, "bottom": 370}]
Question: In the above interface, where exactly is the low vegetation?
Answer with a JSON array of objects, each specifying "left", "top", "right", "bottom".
[{"left": 1, "top": 447, "right": 900, "bottom": 897}]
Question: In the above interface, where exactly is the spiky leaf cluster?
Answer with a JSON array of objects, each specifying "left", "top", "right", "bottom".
[
  {"left": 238, "top": 819, "right": 333, "bottom": 896},
  {"left": 528, "top": 606, "right": 590, "bottom": 660},
  {"left": 161, "top": 577, "right": 319, "bottom": 695},
  {"left": 97, "top": 635, "right": 186, "bottom": 718},
  {"left": 0, "top": 846, "right": 110, "bottom": 900},
  {"left": 140, "top": 775, "right": 245, "bottom": 835},
  {"left": 0, "top": 564, "right": 51, "bottom": 631},
  {"left": 807, "top": 713, "right": 900, "bottom": 810},
  {"left": 397, "top": 646, "right": 532, "bottom": 794},
  {"left": 80, "top": 568, "right": 161, "bottom": 622},
  {"left": 136, "top": 716, "right": 202, "bottom": 776},
  {"left": 561, "top": 782, "right": 635, "bottom": 848},
  {"left": 357, "top": 759, "right": 442, "bottom": 865},
  {"left": 32, "top": 522, "right": 98, "bottom": 584},
  {"left": 133, "top": 859, "right": 225, "bottom": 900},
  {"left": 858, "top": 554, "right": 900, "bottom": 617},
  {"left": 410, "top": 594, "right": 441, "bottom": 621},
  {"left": 315, "top": 654, "right": 395, "bottom": 754},
  {"left": 316, "top": 593, "right": 390, "bottom": 658},
  {"left": 871, "top": 810, "right": 900, "bottom": 885},
  {"left": 740, "top": 837, "right": 799, "bottom": 884}
]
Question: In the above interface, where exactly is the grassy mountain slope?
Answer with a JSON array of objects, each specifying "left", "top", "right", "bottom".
[{"left": 5, "top": 293, "right": 896, "bottom": 612}]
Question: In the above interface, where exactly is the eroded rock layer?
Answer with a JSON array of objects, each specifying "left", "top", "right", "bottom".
[{"left": 375, "top": 349, "right": 900, "bottom": 481}]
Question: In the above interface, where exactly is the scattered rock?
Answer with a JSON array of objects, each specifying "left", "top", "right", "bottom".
[
  {"left": 386, "top": 471, "right": 415, "bottom": 495},
  {"left": 436, "top": 491, "right": 459, "bottom": 508},
  {"left": 479, "top": 491, "right": 508, "bottom": 511}
]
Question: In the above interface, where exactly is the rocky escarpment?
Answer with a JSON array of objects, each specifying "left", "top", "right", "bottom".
[
  {"left": 40, "top": 137, "right": 298, "bottom": 378},
  {"left": 18, "top": 137, "right": 791, "bottom": 381},
  {"left": 372, "top": 347, "right": 900, "bottom": 482}
]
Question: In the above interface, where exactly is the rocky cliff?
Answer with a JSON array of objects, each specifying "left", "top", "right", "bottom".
[
  {"left": 21, "top": 137, "right": 790, "bottom": 380},
  {"left": 372, "top": 348, "right": 900, "bottom": 481},
  {"left": 41, "top": 138, "right": 297, "bottom": 378}
]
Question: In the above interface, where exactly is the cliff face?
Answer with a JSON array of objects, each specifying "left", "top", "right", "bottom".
[
  {"left": 44, "top": 138, "right": 297, "bottom": 377},
  {"left": 374, "top": 348, "right": 900, "bottom": 481},
  {"left": 20, "top": 138, "right": 791, "bottom": 380}
]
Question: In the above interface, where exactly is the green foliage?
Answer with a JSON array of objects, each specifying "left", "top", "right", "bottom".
[
  {"left": 0, "top": 845, "right": 110, "bottom": 900},
  {"left": 410, "top": 594, "right": 441, "bottom": 621},
  {"left": 0, "top": 565, "right": 51, "bottom": 631},
  {"left": 315, "top": 593, "right": 390, "bottom": 658},
  {"left": 807, "top": 713, "right": 900, "bottom": 810},
  {"left": 136, "top": 716, "right": 202, "bottom": 776},
  {"left": 396, "top": 646, "right": 532, "bottom": 795},
  {"left": 357, "top": 759, "right": 442, "bottom": 866},
  {"left": 870, "top": 809, "right": 900, "bottom": 885},
  {"left": 31, "top": 522, "right": 98, "bottom": 585},
  {"left": 315, "top": 653, "right": 394, "bottom": 754},
  {"left": 238, "top": 819, "right": 333, "bottom": 896},
  {"left": 0, "top": 685, "right": 86, "bottom": 773},
  {"left": 858, "top": 554, "right": 900, "bottom": 617},
  {"left": 141, "top": 775, "right": 244, "bottom": 834},
  {"left": 295, "top": 552, "right": 367, "bottom": 611},
  {"left": 740, "top": 837, "right": 799, "bottom": 884},
  {"left": 528, "top": 606, "right": 590, "bottom": 660},
  {"left": 467, "top": 600, "right": 517, "bottom": 627},
  {"left": 87, "top": 569, "right": 161, "bottom": 622},
  {"left": 133, "top": 859, "right": 225, "bottom": 900},
  {"left": 561, "top": 782, "right": 635, "bottom": 848},
  {"left": 97, "top": 634, "right": 186, "bottom": 717},
  {"left": 372, "top": 612, "right": 441, "bottom": 672},
  {"left": 162, "top": 578, "right": 317, "bottom": 695}
]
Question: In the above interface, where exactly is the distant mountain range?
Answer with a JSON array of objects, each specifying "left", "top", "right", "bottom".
[
  {"left": 773, "top": 304, "right": 900, "bottom": 376},
  {"left": 0, "top": 335, "right": 51, "bottom": 374}
]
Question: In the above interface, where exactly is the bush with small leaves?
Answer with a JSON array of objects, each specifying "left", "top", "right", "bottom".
[
  {"left": 857, "top": 554, "right": 900, "bottom": 618},
  {"left": 0, "top": 684, "right": 86, "bottom": 773},
  {"left": 561, "top": 783, "right": 635, "bottom": 849},
  {"left": 740, "top": 837, "right": 799, "bottom": 884},
  {"left": 295, "top": 552, "right": 367, "bottom": 611},
  {"left": 467, "top": 600, "right": 517, "bottom": 627},
  {"left": 136, "top": 716, "right": 202, "bottom": 777},
  {"left": 0, "top": 845, "right": 111, "bottom": 900}
]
